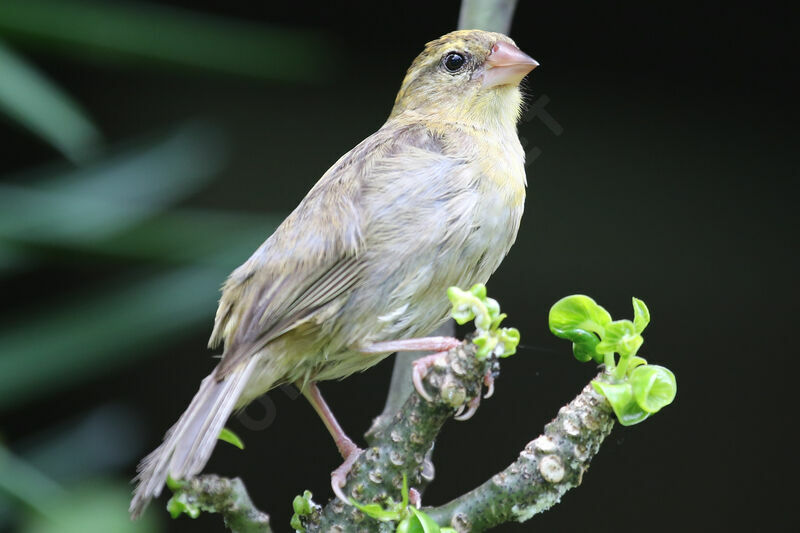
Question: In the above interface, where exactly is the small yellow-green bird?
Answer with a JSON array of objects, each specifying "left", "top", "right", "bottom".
[{"left": 130, "top": 29, "right": 537, "bottom": 517}]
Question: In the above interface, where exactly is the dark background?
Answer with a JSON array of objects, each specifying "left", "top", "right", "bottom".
[{"left": 1, "top": 1, "right": 795, "bottom": 532}]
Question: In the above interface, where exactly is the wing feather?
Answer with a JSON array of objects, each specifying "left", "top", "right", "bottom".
[{"left": 210, "top": 122, "right": 446, "bottom": 378}]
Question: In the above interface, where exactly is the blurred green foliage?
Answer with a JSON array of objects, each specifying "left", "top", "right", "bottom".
[{"left": 0, "top": 1, "right": 335, "bottom": 530}]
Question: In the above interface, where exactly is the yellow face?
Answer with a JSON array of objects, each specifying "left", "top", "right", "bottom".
[{"left": 390, "top": 30, "right": 537, "bottom": 129}]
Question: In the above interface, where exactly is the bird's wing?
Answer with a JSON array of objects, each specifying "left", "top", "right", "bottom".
[{"left": 210, "top": 122, "right": 444, "bottom": 378}]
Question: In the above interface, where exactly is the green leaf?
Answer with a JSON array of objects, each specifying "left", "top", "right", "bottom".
[
  {"left": 290, "top": 513, "right": 303, "bottom": 531},
  {"left": 350, "top": 500, "right": 401, "bottom": 522},
  {"left": 447, "top": 286, "right": 477, "bottom": 325},
  {"left": 630, "top": 365, "right": 677, "bottom": 413},
  {"left": 0, "top": 0, "right": 336, "bottom": 82},
  {"left": 595, "top": 320, "right": 642, "bottom": 357},
  {"left": 447, "top": 285, "right": 490, "bottom": 330},
  {"left": 218, "top": 428, "right": 244, "bottom": 450},
  {"left": 18, "top": 480, "right": 159, "bottom": 533},
  {"left": 166, "top": 492, "right": 200, "bottom": 519},
  {"left": 0, "top": 123, "right": 225, "bottom": 244},
  {"left": 496, "top": 327, "right": 520, "bottom": 358},
  {"left": 410, "top": 508, "right": 441, "bottom": 533},
  {"left": 166, "top": 475, "right": 184, "bottom": 491},
  {"left": 473, "top": 333, "right": 497, "bottom": 359},
  {"left": 591, "top": 380, "right": 650, "bottom": 426},
  {"left": 0, "top": 265, "right": 228, "bottom": 410},
  {"left": 290, "top": 490, "right": 314, "bottom": 532},
  {"left": 628, "top": 356, "right": 648, "bottom": 371},
  {"left": 632, "top": 297, "right": 650, "bottom": 333},
  {"left": 469, "top": 283, "right": 487, "bottom": 299},
  {"left": 548, "top": 295, "right": 612, "bottom": 363},
  {"left": 0, "top": 40, "right": 100, "bottom": 163}
]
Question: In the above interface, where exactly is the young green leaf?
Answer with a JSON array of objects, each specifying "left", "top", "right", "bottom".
[
  {"left": 166, "top": 492, "right": 200, "bottom": 519},
  {"left": 549, "top": 295, "right": 612, "bottom": 363},
  {"left": 591, "top": 381, "right": 650, "bottom": 426},
  {"left": 496, "top": 327, "right": 520, "bottom": 358},
  {"left": 632, "top": 297, "right": 651, "bottom": 334},
  {"left": 350, "top": 500, "right": 402, "bottom": 521},
  {"left": 630, "top": 365, "right": 677, "bottom": 413},
  {"left": 290, "top": 514, "right": 304, "bottom": 531},
  {"left": 595, "top": 319, "right": 641, "bottom": 357},
  {"left": 166, "top": 475, "right": 185, "bottom": 491},
  {"left": 409, "top": 507, "right": 442, "bottom": 532},
  {"left": 290, "top": 490, "right": 316, "bottom": 532},
  {"left": 218, "top": 427, "right": 245, "bottom": 449}
]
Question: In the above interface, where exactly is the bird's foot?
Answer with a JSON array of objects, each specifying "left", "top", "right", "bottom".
[
  {"left": 361, "top": 336, "right": 462, "bottom": 402},
  {"left": 483, "top": 370, "right": 495, "bottom": 399},
  {"left": 331, "top": 444, "right": 363, "bottom": 504},
  {"left": 453, "top": 370, "right": 495, "bottom": 421},
  {"left": 411, "top": 351, "right": 450, "bottom": 402}
]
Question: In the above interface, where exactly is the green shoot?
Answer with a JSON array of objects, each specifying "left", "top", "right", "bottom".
[{"left": 549, "top": 295, "right": 676, "bottom": 426}]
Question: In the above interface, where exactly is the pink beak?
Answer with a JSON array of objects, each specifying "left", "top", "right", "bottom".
[{"left": 482, "top": 41, "right": 539, "bottom": 88}]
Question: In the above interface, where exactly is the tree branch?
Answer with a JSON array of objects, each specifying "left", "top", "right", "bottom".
[
  {"left": 458, "top": 0, "right": 518, "bottom": 33},
  {"left": 305, "top": 340, "right": 488, "bottom": 531},
  {"left": 171, "top": 474, "right": 272, "bottom": 533},
  {"left": 366, "top": 321, "right": 455, "bottom": 441},
  {"left": 170, "top": 342, "right": 618, "bottom": 533},
  {"left": 424, "top": 377, "right": 615, "bottom": 531}
]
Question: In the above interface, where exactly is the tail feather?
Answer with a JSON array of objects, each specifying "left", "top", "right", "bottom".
[{"left": 129, "top": 358, "right": 257, "bottom": 518}]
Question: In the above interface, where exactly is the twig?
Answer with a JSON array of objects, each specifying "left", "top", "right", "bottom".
[
  {"left": 458, "top": 0, "right": 518, "bottom": 33},
  {"left": 172, "top": 474, "right": 271, "bottom": 533},
  {"left": 366, "top": 321, "right": 455, "bottom": 442},
  {"left": 306, "top": 340, "right": 487, "bottom": 531},
  {"left": 424, "top": 377, "right": 615, "bottom": 531}
]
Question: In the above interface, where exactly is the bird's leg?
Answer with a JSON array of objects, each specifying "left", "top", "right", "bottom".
[
  {"left": 300, "top": 381, "right": 362, "bottom": 503},
  {"left": 359, "top": 336, "right": 462, "bottom": 354},
  {"left": 359, "top": 337, "right": 462, "bottom": 402}
]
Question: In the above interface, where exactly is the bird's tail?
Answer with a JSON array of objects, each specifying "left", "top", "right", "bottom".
[{"left": 129, "top": 357, "right": 258, "bottom": 519}]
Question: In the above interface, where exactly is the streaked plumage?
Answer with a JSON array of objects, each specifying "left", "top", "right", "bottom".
[{"left": 131, "top": 29, "right": 536, "bottom": 517}]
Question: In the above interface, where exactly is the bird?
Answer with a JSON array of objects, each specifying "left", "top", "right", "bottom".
[{"left": 130, "top": 29, "right": 537, "bottom": 517}]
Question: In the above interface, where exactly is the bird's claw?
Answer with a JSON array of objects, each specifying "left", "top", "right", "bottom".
[
  {"left": 408, "top": 487, "right": 422, "bottom": 509},
  {"left": 483, "top": 370, "right": 495, "bottom": 399},
  {"left": 455, "top": 370, "right": 496, "bottom": 420},
  {"left": 454, "top": 395, "right": 480, "bottom": 421},
  {"left": 412, "top": 351, "right": 448, "bottom": 402},
  {"left": 331, "top": 448, "right": 363, "bottom": 504}
]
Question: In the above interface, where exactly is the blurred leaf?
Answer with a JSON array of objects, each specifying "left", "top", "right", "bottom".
[
  {"left": 0, "top": 39, "right": 100, "bottom": 163},
  {"left": 0, "top": 123, "right": 226, "bottom": 245},
  {"left": 0, "top": 265, "right": 228, "bottom": 410},
  {"left": 0, "top": 0, "right": 335, "bottom": 81},
  {"left": 0, "top": 445, "right": 63, "bottom": 517},
  {"left": 0, "top": 208, "right": 282, "bottom": 270},
  {"left": 0, "top": 244, "right": 29, "bottom": 270},
  {"left": 20, "top": 481, "right": 161, "bottom": 533},
  {"left": 19, "top": 405, "right": 145, "bottom": 484}
]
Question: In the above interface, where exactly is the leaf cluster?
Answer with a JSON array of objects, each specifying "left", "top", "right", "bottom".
[{"left": 549, "top": 295, "right": 676, "bottom": 425}]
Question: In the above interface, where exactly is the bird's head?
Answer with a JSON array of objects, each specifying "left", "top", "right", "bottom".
[{"left": 390, "top": 30, "right": 538, "bottom": 129}]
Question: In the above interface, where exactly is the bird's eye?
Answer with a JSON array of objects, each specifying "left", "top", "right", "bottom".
[{"left": 443, "top": 52, "right": 466, "bottom": 72}]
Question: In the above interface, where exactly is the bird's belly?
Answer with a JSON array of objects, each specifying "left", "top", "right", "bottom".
[{"left": 344, "top": 188, "right": 521, "bottom": 349}]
